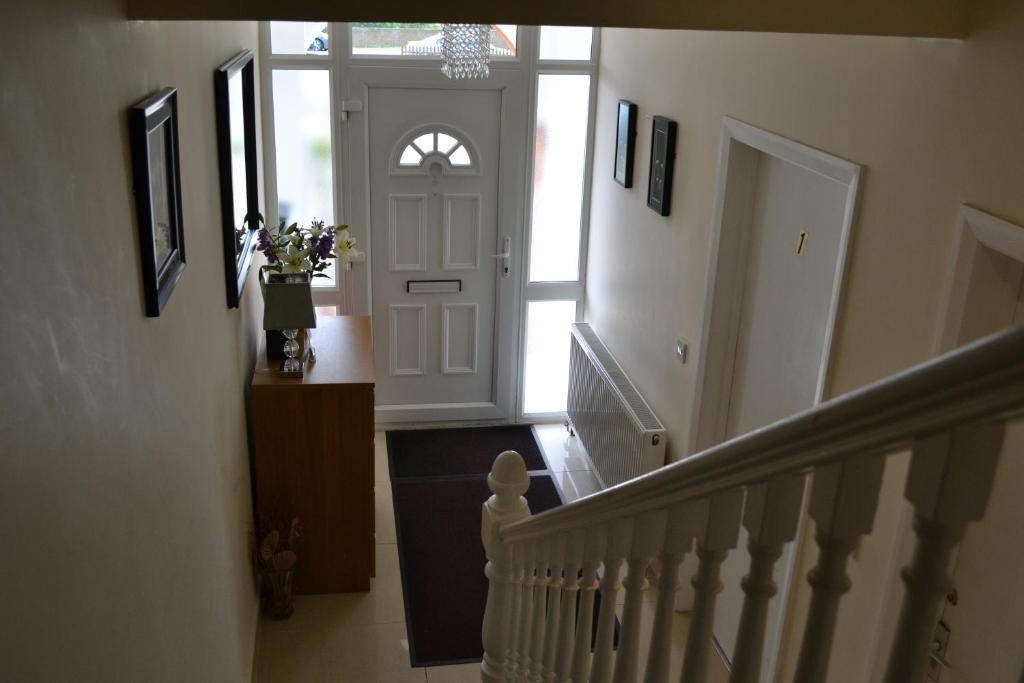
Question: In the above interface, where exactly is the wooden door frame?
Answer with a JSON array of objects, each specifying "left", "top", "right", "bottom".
[
  {"left": 344, "top": 64, "right": 530, "bottom": 425},
  {"left": 866, "top": 203, "right": 1024, "bottom": 683},
  {"left": 687, "top": 117, "right": 861, "bottom": 681}
]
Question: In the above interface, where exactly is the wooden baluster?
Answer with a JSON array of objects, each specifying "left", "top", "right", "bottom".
[
  {"left": 613, "top": 511, "right": 666, "bottom": 683},
  {"left": 506, "top": 542, "right": 526, "bottom": 681},
  {"left": 554, "top": 529, "right": 586, "bottom": 682},
  {"left": 728, "top": 474, "right": 806, "bottom": 683},
  {"left": 542, "top": 535, "right": 568, "bottom": 681},
  {"left": 528, "top": 538, "right": 553, "bottom": 683},
  {"left": 516, "top": 542, "right": 539, "bottom": 682},
  {"left": 571, "top": 526, "right": 607, "bottom": 683},
  {"left": 643, "top": 501, "right": 702, "bottom": 683},
  {"left": 482, "top": 451, "right": 533, "bottom": 683},
  {"left": 882, "top": 423, "right": 1004, "bottom": 683},
  {"left": 591, "top": 518, "right": 632, "bottom": 683},
  {"left": 681, "top": 489, "right": 744, "bottom": 683},
  {"left": 792, "top": 455, "right": 886, "bottom": 683}
]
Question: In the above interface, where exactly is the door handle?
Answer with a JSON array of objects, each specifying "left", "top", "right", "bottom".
[{"left": 491, "top": 236, "right": 511, "bottom": 278}]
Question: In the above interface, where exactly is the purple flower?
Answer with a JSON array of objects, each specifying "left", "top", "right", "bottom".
[
  {"left": 313, "top": 232, "right": 334, "bottom": 261},
  {"left": 257, "top": 228, "right": 277, "bottom": 264}
]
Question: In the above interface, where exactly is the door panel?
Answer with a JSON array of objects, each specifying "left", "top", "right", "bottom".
[
  {"left": 443, "top": 194, "right": 481, "bottom": 270},
  {"left": 388, "top": 194, "right": 427, "bottom": 271},
  {"left": 369, "top": 87, "right": 501, "bottom": 415}
]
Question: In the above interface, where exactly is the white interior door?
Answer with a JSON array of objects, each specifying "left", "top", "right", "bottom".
[
  {"left": 941, "top": 274, "right": 1024, "bottom": 683},
  {"left": 930, "top": 208, "right": 1024, "bottom": 683},
  {"left": 711, "top": 152, "right": 851, "bottom": 680},
  {"left": 366, "top": 85, "right": 510, "bottom": 423}
]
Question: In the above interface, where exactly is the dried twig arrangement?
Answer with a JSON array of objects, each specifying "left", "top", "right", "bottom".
[{"left": 257, "top": 517, "right": 300, "bottom": 619}]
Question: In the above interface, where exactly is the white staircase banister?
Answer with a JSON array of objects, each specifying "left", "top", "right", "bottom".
[{"left": 500, "top": 324, "right": 1024, "bottom": 545}]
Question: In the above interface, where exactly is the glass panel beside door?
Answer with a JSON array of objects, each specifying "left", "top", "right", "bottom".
[
  {"left": 523, "top": 300, "right": 578, "bottom": 414},
  {"left": 270, "top": 69, "right": 336, "bottom": 287},
  {"left": 529, "top": 73, "right": 591, "bottom": 283},
  {"left": 270, "top": 22, "right": 330, "bottom": 55}
]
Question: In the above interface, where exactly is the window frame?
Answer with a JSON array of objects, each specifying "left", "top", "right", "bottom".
[
  {"left": 390, "top": 124, "right": 481, "bottom": 174},
  {"left": 259, "top": 22, "right": 349, "bottom": 311},
  {"left": 517, "top": 27, "right": 600, "bottom": 421},
  {"left": 347, "top": 23, "right": 522, "bottom": 64}
]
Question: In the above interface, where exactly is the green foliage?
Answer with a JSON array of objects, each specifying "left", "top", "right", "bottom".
[{"left": 310, "top": 137, "right": 332, "bottom": 163}]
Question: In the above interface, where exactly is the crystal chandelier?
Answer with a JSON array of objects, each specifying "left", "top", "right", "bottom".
[{"left": 440, "top": 24, "right": 491, "bottom": 80}]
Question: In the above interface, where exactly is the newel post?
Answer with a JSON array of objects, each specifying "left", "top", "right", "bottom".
[{"left": 482, "top": 451, "right": 533, "bottom": 683}]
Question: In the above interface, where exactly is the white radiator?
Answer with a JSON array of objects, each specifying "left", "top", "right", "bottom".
[{"left": 567, "top": 323, "right": 667, "bottom": 487}]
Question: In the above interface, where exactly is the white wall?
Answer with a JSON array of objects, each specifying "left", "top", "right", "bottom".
[
  {"left": 585, "top": 0, "right": 1024, "bottom": 679},
  {"left": 0, "top": 2, "right": 263, "bottom": 680}
]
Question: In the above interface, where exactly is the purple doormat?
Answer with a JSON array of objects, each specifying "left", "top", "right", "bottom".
[
  {"left": 390, "top": 473, "right": 564, "bottom": 666},
  {"left": 387, "top": 425, "right": 548, "bottom": 478},
  {"left": 388, "top": 426, "right": 617, "bottom": 667}
]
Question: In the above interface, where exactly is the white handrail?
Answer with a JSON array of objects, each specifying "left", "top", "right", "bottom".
[
  {"left": 501, "top": 323, "right": 1024, "bottom": 544},
  {"left": 482, "top": 324, "right": 1023, "bottom": 683}
]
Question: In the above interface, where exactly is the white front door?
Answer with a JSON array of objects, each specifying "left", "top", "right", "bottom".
[{"left": 364, "top": 83, "right": 515, "bottom": 423}]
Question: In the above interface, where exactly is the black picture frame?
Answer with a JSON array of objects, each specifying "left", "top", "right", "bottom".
[
  {"left": 215, "top": 49, "right": 260, "bottom": 309},
  {"left": 614, "top": 100, "right": 637, "bottom": 187},
  {"left": 647, "top": 115, "right": 678, "bottom": 216},
  {"left": 129, "top": 87, "right": 186, "bottom": 317}
]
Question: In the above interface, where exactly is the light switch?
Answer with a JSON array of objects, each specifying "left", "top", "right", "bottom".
[{"left": 675, "top": 338, "right": 688, "bottom": 364}]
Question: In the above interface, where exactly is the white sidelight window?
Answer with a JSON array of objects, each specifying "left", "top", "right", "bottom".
[
  {"left": 523, "top": 300, "right": 579, "bottom": 414},
  {"left": 270, "top": 22, "right": 331, "bottom": 55},
  {"left": 529, "top": 73, "right": 591, "bottom": 282},
  {"left": 261, "top": 22, "right": 346, "bottom": 309},
  {"left": 538, "top": 26, "right": 593, "bottom": 61},
  {"left": 519, "top": 27, "right": 599, "bottom": 419}
]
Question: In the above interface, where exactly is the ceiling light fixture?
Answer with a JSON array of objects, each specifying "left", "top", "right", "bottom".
[{"left": 440, "top": 24, "right": 491, "bottom": 80}]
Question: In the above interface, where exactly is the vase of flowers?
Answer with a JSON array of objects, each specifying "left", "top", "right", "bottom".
[
  {"left": 253, "top": 215, "right": 358, "bottom": 359},
  {"left": 256, "top": 215, "right": 357, "bottom": 281}
]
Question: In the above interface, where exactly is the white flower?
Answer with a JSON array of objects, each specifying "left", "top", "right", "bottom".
[
  {"left": 280, "top": 245, "right": 312, "bottom": 273},
  {"left": 336, "top": 228, "right": 357, "bottom": 259}
]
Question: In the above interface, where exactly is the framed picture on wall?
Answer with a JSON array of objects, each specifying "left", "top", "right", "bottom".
[
  {"left": 614, "top": 100, "right": 637, "bottom": 187},
  {"left": 129, "top": 87, "right": 186, "bottom": 317},
  {"left": 215, "top": 49, "right": 260, "bottom": 309},
  {"left": 647, "top": 115, "right": 677, "bottom": 216}
]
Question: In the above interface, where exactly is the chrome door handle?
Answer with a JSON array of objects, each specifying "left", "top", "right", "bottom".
[{"left": 491, "top": 236, "right": 511, "bottom": 278}]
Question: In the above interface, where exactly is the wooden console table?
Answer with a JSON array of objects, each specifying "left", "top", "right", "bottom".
[{"left": 250, "top": 315, "right": 375, "bottom": 593}]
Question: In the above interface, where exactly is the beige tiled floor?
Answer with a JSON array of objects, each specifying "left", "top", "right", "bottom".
[{"left": 255, "top": 425, "right": 729, "bottom": 682}]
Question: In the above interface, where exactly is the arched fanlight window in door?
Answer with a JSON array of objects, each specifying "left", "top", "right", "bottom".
[{"left": 390, "top": 125, "right": 479, "bottom": 175}]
